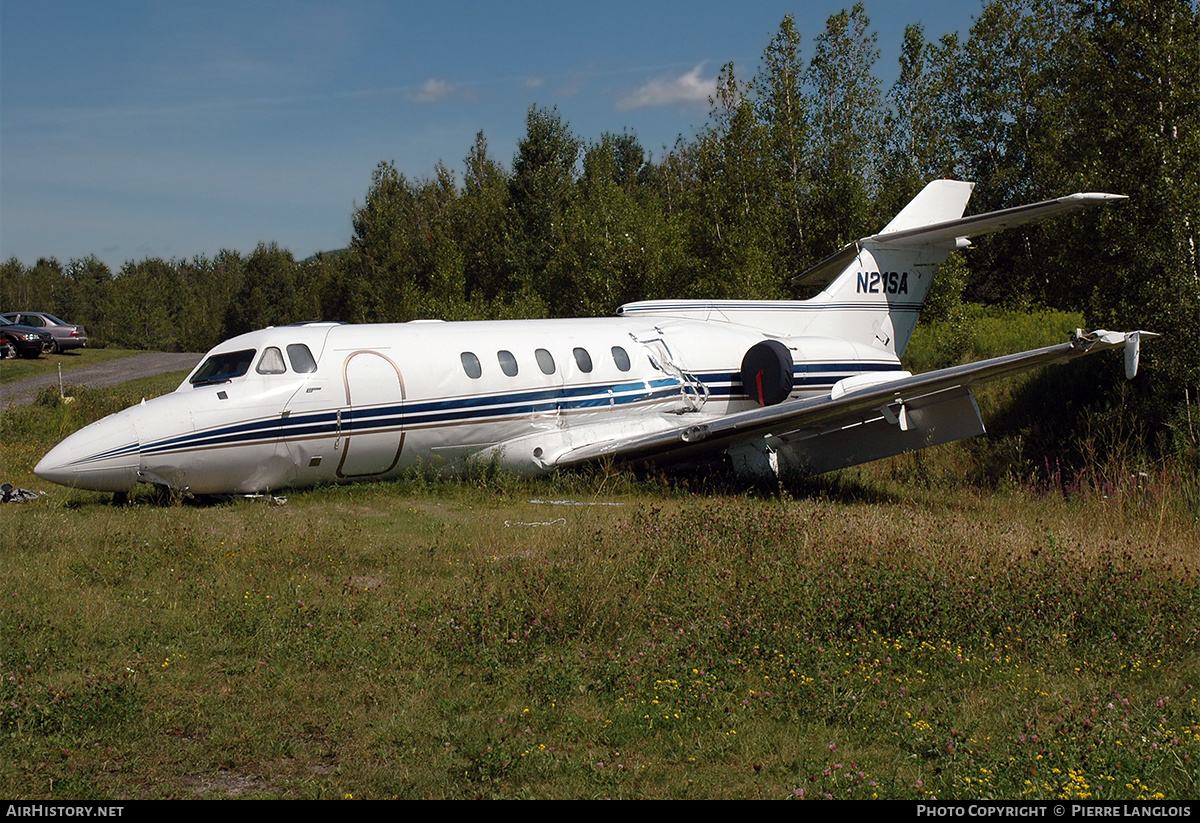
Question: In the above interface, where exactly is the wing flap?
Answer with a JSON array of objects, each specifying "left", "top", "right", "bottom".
[{"left": 770, "top": 386, "right": 986, "bottom": 474}]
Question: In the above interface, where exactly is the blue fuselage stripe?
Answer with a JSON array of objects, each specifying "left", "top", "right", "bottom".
[{"left": 106, "top": 362, "right": 904, "bottom": 461}]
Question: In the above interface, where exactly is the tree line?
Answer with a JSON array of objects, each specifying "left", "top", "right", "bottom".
[{"left": 3, "top": 0, "right": 1197, "bottom": 457}]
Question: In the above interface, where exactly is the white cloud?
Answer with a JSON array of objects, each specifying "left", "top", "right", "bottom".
[
  {"left": 408, "top": 78, "right": 456, "bottom": 103},
  {"left": 618, "top": 64, "right": 715, "bottom": 110}
]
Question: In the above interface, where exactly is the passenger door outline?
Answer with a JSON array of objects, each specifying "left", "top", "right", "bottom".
[{"left": 337, "top": 350, "right": 406, "bottom": 478}]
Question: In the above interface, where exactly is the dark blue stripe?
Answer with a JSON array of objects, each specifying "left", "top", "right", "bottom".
[
  {"left": 136, "top": 378, "right": 687, "bottom": 456},
  {"left": 112, "top": 362, "right": 904, "bottom": 460}
]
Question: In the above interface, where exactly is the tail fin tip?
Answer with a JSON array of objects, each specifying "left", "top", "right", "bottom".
[{"left": 882, "top": 179, "right": 976, "bottom": 234}]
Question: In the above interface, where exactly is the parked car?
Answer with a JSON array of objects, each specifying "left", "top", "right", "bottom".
[
  {"left": 0, "top": 335, "right": 14, "bottom": 359},
  {"left": 1, "top": 312, "right": 88, "bottom": 352},
  {"left": 0, "top": 316, "right": 53, "bottom": 358}
]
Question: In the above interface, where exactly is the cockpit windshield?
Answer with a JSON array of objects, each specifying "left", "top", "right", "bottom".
[{"left": 190, "top": 349, "right": 256, "bottom": 386}]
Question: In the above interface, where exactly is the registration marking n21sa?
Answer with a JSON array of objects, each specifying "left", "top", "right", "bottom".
[{"left": 856, "top": 271, "right": 909, "bottom": 294}]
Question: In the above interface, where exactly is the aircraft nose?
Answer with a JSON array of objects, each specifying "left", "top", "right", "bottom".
[{"left": 34, "top": 410, "right": 141, "bottom": 492}]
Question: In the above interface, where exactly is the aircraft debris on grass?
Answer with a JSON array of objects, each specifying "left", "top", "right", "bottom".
[{"left": 34, "top": 180, "right": 1152, "bottom": 499}]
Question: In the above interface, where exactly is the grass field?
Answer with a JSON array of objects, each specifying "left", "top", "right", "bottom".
[
  {"left": 0, "top": 347, "right": 145, "bottom": 385},
  {"left": 1, "top": 336, "right": 1197, "bottom": 799}
]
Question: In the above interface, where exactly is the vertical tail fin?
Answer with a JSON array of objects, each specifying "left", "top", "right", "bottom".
[
  {"left": 794, "top": 181, "right": 1126, "bottom": 357},
  {"left": 797, "top": 180, "right": 975, "bottom": 356},
  {"left": 879, "top": 179, "right": 976, "bottom": 233}
]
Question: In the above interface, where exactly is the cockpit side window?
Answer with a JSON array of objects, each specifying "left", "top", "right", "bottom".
[
  {"left": 256, "top": 347, "right": 287, "bottom": 375},
  {"left": 287, "top": 343, "right": 318, "bottom": 373},
  {"left": 191, "top": 349, "right": 256, "bottom": 385}
]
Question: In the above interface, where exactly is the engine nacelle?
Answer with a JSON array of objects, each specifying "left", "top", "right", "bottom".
[
  {"left": 740, "top": 335, "right": 904, "bottom": 406},
  {"left": 740, "top": 340, "right": 794, "bottom": 406}
]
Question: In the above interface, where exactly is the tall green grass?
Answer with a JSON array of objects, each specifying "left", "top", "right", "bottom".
[
  {"left": 903, "top": 306, "right": 1087, "bottom": 373},
  {"left": 0, "top": 348, "right": 146, "bottom": 385},
  {"left": 1, "top": 478, "right": 1195, "bottom": 799}
]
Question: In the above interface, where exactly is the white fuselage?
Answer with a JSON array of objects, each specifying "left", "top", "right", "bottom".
[{"left": 34, "top": 315, "right": 900, "bottom": 495}]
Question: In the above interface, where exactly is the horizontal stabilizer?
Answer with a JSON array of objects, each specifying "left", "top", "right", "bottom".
[{"left": 793, "top": 190, "right": 1128, "bottom": 290}]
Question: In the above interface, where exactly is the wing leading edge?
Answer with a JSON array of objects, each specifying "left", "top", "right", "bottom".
[{"left": 552, "top": 329, "right": 1154, "bottom": 476}]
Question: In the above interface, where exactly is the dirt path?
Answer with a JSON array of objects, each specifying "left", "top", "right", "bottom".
[{"left": 0, "top": 352, "right": 203, "bottom": 411}]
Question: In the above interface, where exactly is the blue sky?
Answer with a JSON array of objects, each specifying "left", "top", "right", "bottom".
[{"left": 1, "top": 1, "right": 983, "bottom": 271}]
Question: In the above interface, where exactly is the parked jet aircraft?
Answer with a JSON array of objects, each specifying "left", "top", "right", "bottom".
[{"left": 34, "top": 180, "right": 1151, "bottom": 498}]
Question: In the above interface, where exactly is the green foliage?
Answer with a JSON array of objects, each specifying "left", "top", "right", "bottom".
[
  {"left": 223, "top": 243, "right": 307, "bottom": 335},
  {"left": 58, "top": 256, "right": 114, "bottom": 344},
  {"left": 879, "top": 26, "right": 963, "bottom": 216},
  {"left": 906, "top": 304, "right": 1086, "bottom": 373},
  {"left": 181, "top": 250, "right": 247, "bottom": 351},
  {"left": 105, "top": 258, "right": 184, "bottom": 350},
  {"left": 456, "top": 132, "right": 512, "bottom": 307},
  {"left": 507, "top": 106, "right": 583, "bottom": 312},
  {"left": 751, "top": 15, "right": 810, "bottom": 272},
  {"left": 806, "top": 3, "right": 883, "bottom": 246},
  {"left": 1, "top": 257, "right": 64, "bottom": 316},
  {"left": 345, "top": 160, "right": 426, "bottom": 322},
  {"left": 3, "top": 374, "right": 187, "bottom": 444}
]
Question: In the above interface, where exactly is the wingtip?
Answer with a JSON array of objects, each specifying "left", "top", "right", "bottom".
[{"left": 1064, "top": 192, "right": 1129, "bottom": 205}]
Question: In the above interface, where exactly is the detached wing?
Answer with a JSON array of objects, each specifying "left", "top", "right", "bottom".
[{"left": 553, "top": 330, "right": 1151, "bottom": 474}]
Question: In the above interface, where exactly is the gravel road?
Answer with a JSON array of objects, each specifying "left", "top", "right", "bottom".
[{"left": 0, "top": 352, "right": 203, "bottom": 411}]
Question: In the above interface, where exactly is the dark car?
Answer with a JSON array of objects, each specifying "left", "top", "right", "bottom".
[
  {"left": 1, "top": 312, "right": 88, "bottom": 352},
  {"left": 0, "top": 316, "right": 53, "bottom": 358}
]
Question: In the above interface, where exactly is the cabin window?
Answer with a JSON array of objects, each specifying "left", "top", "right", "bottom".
[
  {"left": 573, "top": 347, "right": 593, "bottom": 373},
  {"left": 190, "top": 349, "right": 256, "bottom": 386},
  {"left": 498, "top": 350, "right": 519, "bottom": 377},
  {"left": 461, "top": 352, "right": 482, "bottom": 379},
  {"left": 535, "top": 348, "right": 555, "bottom": 375},
  {"left": 256, "top": 347, "right": 287, "bottom": 375},
  {"left": 611, "top": 346, "right": 631, "bottom": 372},
  {"left": 287, "top": 343, "right": 317, "bottom": 373}
]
